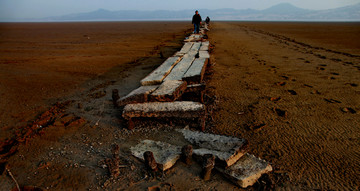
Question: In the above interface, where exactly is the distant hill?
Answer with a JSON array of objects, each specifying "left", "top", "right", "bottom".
[{"left": 13, "top": 3, "right": 360, "bottom": 22}]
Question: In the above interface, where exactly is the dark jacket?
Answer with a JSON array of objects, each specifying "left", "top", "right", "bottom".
[{"left": 192, "top": 14, "right": 202, "bottom": 24}]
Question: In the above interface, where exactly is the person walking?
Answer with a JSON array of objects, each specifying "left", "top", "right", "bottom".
[{"left": 192, "top": 10, "right": 202, "bottom": 34}]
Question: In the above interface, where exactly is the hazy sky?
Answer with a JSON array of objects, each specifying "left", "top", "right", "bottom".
[{"left": 1, "top": 0, "right": 359, "bottom": 19}]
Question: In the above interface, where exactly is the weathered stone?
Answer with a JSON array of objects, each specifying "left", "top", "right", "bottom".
[
  {"left": 183, "top": 58, "right": 208, "bottom": 84},
  {"left": 190, "top": 42, "right": 201, "bottom": 51},
  {"left": 179, "top": 42, "right": 194, "bottom": 54},
  {"left": 140, "top": 57, "right": 181, "bottom": 86},
  {"left": 122, "top": 102, "right": 206, "bottom": 130},
  {"left": 117, "top": 85, "right": 159, "bottom": 106},
  {"left": 177, "top": 129, "right": 248, "bottom": 167},
  {"left": 123, "top": 101, "right": 205, "bottom": 119},
  {"left": 217, "top": 153, "right": 273, "bottom": 188},
  {"left": 130, "top": 140, "right": 181, "bottom": 171},
  {"left": 163, "top": 56, "right": 195, "bottom": 81},
  {"left": 149, "top": 80, "right": 187, "bottom": 102},
  {"left": 200, "top": 41, "right": 209, "bottom": 51},
  {"left": 199, "top": 51, "right": 210, "bottom": 59}
]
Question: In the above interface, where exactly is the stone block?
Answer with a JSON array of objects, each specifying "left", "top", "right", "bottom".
[
  {"left": 200, "top": 41, "right": 209, "bottom": 51},
  {"left": 177, "top": 129, "right": 248, "bottom": 167},
  {"left": 141, "top": 57, "right": 181, "bottom": 86},
  {"left": 179, "top": 42, "right": 194, "bottom": 54},
  {"left": 149, "top": 80, "right": 187, "bottom": 102},
  {"left": 117, "top": 85, "right": 158, "bottom": 106},
  {"left": 130, "top": 140, "right": 181, "bottom": 171},
  {"left": 163, "top": 56, "right": 195, "bottom": 81},
  {"left": 123, "top": 101, "right": 205, "bottom": 119},
  {"left": 199, "top": 51, "right": 210, "bottom": 59},
  {"left": 217, "top": 153, "right": 273, "bottom": 188},
  {"left": 122, "top": 102, "right": 206, "bottom": 130},
  {"left": 183, "top": 58, "right": 208, "bottom": 84}
]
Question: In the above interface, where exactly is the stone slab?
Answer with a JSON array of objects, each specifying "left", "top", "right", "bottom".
[
  {"left": 186, "top": 42, "right": 202, "bottom": 58},
  {"left": 200, "top": 41, "right": 209, "bottom": 51},
  {"left": 163, "top": 56, "right": 195, "bottom": 81},
  {"left": 183, "top": 58, "right": 208, "bottom": 84},
  {"left": 179, "top": 42, "right": 194, "bottom": 54},
  {"left": 217, "top": 153, "right": 273, "bottom": 188},
  {"left": 130, "top": 140, "right": 181, "bottom": 171},
  {"left": 177, "top": 129, "right": 248, "bottom": 167},
  {"left": 122, "top": 101, "right": 205, "bottom": 119},
  {"left": 140, "top": 57, "right": 181, "bottom": 86},
  {"left": 117, "top": 85, "right": 159, "bottom": 106},
  {"left": 149, "top": 80, "right": 187, "bottom": 102},
  {"left": 199, "top": 51, "right": 210, "bottom": 59},
  {"left": 190, "top": 42, "right": 201, "bottom": 52}
]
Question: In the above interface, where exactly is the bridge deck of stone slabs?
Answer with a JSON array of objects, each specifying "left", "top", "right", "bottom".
[
  {"left": 183, "top": 58, "right": 208, "bottom": 84},
  {"left": 177, "top": 129, "right": 249, "bottom": 167},
  {"left": 117, "top": 85, "right": 159, "bottom": 106},
  {"left": 140, "top": 57, "right": 181, "bottom": 86},
  {"left": 130, "top": 140, "right": 181, "bottom": 171},
  {"left": 122, "top": 101, "right": 206, "bottom": 130},
  {"left": 216, "top": 153, "right": 273, "bottom": 188},
  {"left": 148, "top": 80, "right": 187, "bottom": 102}
]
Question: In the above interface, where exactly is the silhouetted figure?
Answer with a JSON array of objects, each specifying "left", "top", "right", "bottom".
[
  {"left": 205, "top": 16, "right": 210, "bottom": 25},
  {"left": 192, "top": 10, "right": 202, "bottom": 34}
]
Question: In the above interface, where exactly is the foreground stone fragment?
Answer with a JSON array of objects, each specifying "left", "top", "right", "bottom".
[
  {"left": 217, "top": 153, "right": 273, "bottom": 188},
  {"left": 130, "top": 140, "right": 181, "bottom": 171},
  {"left": 122, "top": 101, "right": 206, "bottom": 130},
  {"left": 141, "top": 57, "right": 181, "bottom": 86},
  {"left": 117, "top": 85, "right": 159, "bottom": 106},
  {"left": 149, "top": 80, "right": 187, "bottom": 102},
  {"left": 177, "top": 129, "right": 248, "bottom": 167}
]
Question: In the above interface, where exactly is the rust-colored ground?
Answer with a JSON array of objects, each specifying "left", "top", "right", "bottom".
[
  {"left": 0, "top": 21, "right": 189, "bottom": 137},
  {"left": 208, "top": 22, "right": 360, "bottom": 190},
  {"left": 0, "top": 21, "right": 359, "bottom": 190}
]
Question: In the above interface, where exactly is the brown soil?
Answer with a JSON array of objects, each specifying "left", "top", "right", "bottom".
[
  {"left": 1, "top": 21, "right": 359, "bottom": 190},
  {"left": 0, "top": 21, "right": 190, "bottom": 134},
  {"left": 208, "top": 22, "right": 360, "bottom": 190}
]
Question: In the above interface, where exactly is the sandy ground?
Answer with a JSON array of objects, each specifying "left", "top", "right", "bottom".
[
  {"left": 0, "top": 21, "right": 359, "bottom": 190},
  {"left": 208, "top": 22, "right": 360, "bottom": 190},
  {"left": 0, "top": 22, "right": 190, "bottom": 135}
]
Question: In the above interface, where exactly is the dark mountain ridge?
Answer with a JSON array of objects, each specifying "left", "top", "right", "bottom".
[{"left": 4, "top": 3, "right": 360, "bottom": 22}]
